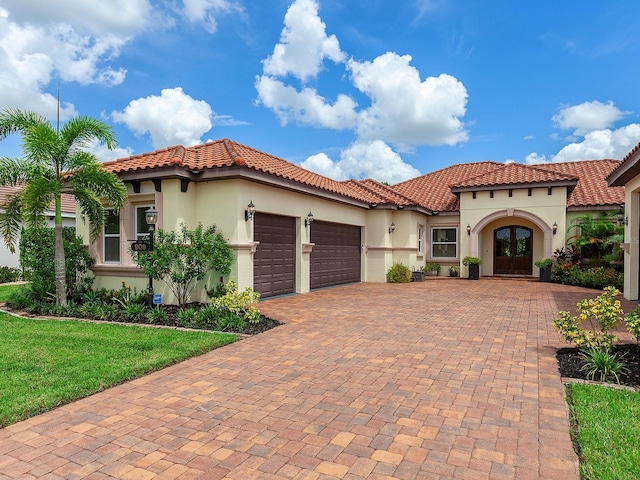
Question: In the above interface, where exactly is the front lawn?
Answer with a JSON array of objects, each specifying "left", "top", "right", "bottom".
[
  {"left": 0, "top": 313, "right": 237, "bottom": 427},
  {"left": 567, "top": 383, "right": 640, "bottom": 480},
  {"left": 0, "top": 283, "right": 27, "bottom": 303}
]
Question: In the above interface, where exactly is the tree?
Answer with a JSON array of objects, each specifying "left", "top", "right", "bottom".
[
  {"left": 131, "top": 223, "right": 234, "bottom": 307},
  {"left": 0, "top": 108, "right": 127, "bottom": 305},
  {"left": 567, "top": 212, "right": 622, "bottom": 267}
]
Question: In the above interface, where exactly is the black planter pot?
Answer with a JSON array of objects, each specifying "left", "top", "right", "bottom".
[
  {"left": 468, "top": 263, "right": 480, "bottom": 280},
  {"left": 411, "top": 271, "right": 425, "bottom": 282},
  {"left": 539, "top": 266, "right": 551, "bottom": 282}
]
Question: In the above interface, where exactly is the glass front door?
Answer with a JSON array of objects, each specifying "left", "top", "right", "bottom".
[{"left": 494, "top": 226, "right": 533, "bottom": 275}]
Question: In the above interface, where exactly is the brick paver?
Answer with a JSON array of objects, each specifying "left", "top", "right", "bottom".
[{"left": 2, "top": 279, "right": 634, "bottom": 479}]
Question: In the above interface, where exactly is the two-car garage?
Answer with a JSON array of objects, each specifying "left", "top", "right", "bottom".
[{"left": 253, "top": 213, "right": 361, "bottom": 298}]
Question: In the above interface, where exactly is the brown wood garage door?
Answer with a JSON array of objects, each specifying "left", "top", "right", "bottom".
[
  {"left": 253, "top": 213, "right": 296, "bottom": 298},
  {"left": 310, "top": 221, "right": 361, "bottom": 289}
]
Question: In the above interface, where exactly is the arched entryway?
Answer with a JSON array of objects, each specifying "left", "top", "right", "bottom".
[{"left": 494, "top": 225, "right": 533, "bottom": 275}]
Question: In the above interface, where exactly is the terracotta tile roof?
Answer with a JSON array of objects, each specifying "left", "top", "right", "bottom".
[
  {"left": 0, "top": 185, "right": 76, "bottom": 214},
  {"left": 103, "top": 139, "right": 378, "bottom": 204},
  {"left": 606, "top": 141, "right": 640, "bottom": 186},
  {"left": 342, "top": 179, "right": 417, "bottom": 207},
  {"left": 449, "top": 162, "right": 578, "bottom": 190},
  {"left": 543, "top": 159, "right": 623, "bottom": 208},
  {"left": 392, "top": 162, "right": 502, "bottom": 212}
]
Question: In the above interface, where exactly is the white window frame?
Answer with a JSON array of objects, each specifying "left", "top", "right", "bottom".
[
  {"left": 417, "top": 224, "right": 425, "bottom": 257},
  {"left": 430, "top": 226, "right": 458, "bottom": 260},
  {"left": 103, "top": 208, "right": 120, "bottom": 263}
]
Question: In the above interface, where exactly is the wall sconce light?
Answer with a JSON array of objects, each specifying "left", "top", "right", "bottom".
[
  {"left": 305, "top": 211, "right": 314, "bottom": 227},
  {"left": 245, "top": 200, "right": 255, "bottom": 222},
  {"left": 389, "top": 222, "right": 396, "bottom": 234},
  {"left": 552, "top": 222, "right": 558, "bottom": 235},
  {"left": 466, "top": 224, "right": 471, "bottom": 235},
  {"left": 616, "top": 207, "right": 627, "bottom": 226}
]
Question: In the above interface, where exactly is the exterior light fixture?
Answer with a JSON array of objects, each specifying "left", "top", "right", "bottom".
[
  {"left": 616, "top": 206, "right": 627, "bottom": 226},
  {"left": 245, "top": 200, "right": 256, "bottom": 222},
  {"left": 466, "top": 224, "right": 471, "bottom": 235},
  {"left": 144, "top": 206, "right": 159, "bottom": 308},
  {"left": 389, "top": 222, "right": 396, "bottom": 234},
  {"left": 552, "top": 222, "right": 558, "bottom": 235},
  {"left": 305, "top": 211, "right": 314, "bottom": 227}
]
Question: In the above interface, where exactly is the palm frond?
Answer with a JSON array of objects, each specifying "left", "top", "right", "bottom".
[
  {"left": 73, "top": 188, "right": 106, "bottom": 240},
  {"left": 0, "top": 192, "right": 24, "bottom": 253},
  {"left": 21, "top": 178, "right": 57, "bottom": 229},
  {"left": 0, "top": 109, "right": 49, "bottom": 140},
  {"left": 62, "top": 115, "right": 117, "bottom": 151},
  {"left": 0, "top": 157, "right": 33, "bottom": 186}
]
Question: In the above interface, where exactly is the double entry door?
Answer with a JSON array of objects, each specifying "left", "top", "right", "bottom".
[{"left": 494, "top": 226, "right": 532, "bottom": 275}]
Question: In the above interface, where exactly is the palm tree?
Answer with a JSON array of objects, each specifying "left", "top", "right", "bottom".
[{"left": 0, "top": 108, "right": 127, "bottom": 305}]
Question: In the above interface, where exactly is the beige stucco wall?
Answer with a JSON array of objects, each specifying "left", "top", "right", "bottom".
[
  {"left": 458, "top": 187, "right": 567, "bottom": 277},
  {"left": 621, "top": 176, "right": 640, "bottom": 300}
]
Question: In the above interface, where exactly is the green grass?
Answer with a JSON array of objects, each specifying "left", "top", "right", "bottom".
[
  {"left": 567, "top": 383, "right": 640, "bottom": 480},
  {"left": 0, "top": 283, "right": 28, "bottom": 302},
  {"left": 0, "top": 313, "right": 237, "bottom": 427}
]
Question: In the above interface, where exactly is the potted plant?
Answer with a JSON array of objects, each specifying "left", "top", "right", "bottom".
[
  {"left": 411, "top": 266, "right": 425, "bottom": 282},
  {"left": 424, "top": 262, "right": 441, "bottom": 276},
  {"left": 535, "top": 258, "right": 553, "bottom": 282},
  {"left": 448, "top": 265, "right": 459, "bottom": 277},
  {"left": 462, "top": 256, "right": 482, "bottom": 280}
]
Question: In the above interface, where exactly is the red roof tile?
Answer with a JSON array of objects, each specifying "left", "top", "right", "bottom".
[
  {"left": 0, "top": 185, "right": 76, "bottom": 214},
  {"left": 392, "top": 162, "right": 502, "bottom": 212},
  {"left": 450, "top": 162, "right": 577, "bottom": 189}
]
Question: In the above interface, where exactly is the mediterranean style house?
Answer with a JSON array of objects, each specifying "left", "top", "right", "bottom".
[
  {"left": 79, "top": 138, "right": 628, "bottom": 303},
  {"left": 607, "top": 141, "right": 640, "bottom": 300}
]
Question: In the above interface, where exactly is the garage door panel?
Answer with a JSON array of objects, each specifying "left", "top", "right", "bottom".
[
  {"left": 310, "top": 221, "right": 361, "bottom": 290},
  {"left": 254, "top": 213, "right": 296, "bottom": 298}
]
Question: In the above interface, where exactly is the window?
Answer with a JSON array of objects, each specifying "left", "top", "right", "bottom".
[
  {"left": 432, "top": 227, "right": 457, "bottom": 258},
  {"left": 417, "top": 224, "right": 425, "bottom": 255},
  {"left": 135, "top": 205, "right": 155, "bottom": 241},
  {"left": 103, "top": 209, "right": 120, "bottom": 263}
]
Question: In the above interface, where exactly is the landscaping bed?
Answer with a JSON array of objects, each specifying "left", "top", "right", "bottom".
[{"left": 557, "top": 344, "right": 640, "bottom": 388}]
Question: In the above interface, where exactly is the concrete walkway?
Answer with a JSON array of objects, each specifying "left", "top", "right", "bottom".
[{"left": 1, "top": 279, "right": 634, "bottom": 479}]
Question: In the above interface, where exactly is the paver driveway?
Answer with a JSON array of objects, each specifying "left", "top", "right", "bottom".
[{"left": 1, "top": 279, "right": 635, "bottom": 479}]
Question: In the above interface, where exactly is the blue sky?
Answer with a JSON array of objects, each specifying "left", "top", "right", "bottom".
[{"left": 1, "top": 0, "right": 639, "bottom": 183}]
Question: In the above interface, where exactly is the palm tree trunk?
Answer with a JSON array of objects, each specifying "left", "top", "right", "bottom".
[{"left": 54, "top": 196, "right": 68, "bottom": 305}]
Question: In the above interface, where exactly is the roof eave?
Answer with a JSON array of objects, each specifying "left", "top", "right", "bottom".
[
  {"left": 450, "top": 180, "right": 578, "bottom": 194},
  {"left": 607, "top": 150, "right": 640, "bottom": 187}
]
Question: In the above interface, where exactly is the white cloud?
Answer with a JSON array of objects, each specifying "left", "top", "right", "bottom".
[
  {"left": 301, "top": 140, "right": 421, "bottom": 183},
  {"left": 181, "top": 0, "right": 242, "bottom": 33},
  {"left": 255, "top": 75, "right": 358, "bottom": 129},
  {"left": 0, "top": 2, "right": 146, "bottom": 120},
  {"left": 85, "top": 138, "right": 134, "bottom": 162},
  {"left": 552, "top": 100, "right": 626, "bottom": 136},
  {"left": 262, "top": 0, "right": 345, "bottom": 82},
  {"left": 525, "top": 152, "right": 547, "bottom": 164},
  {"left": 551, "top": 124, "right": 640, "bottom": 163},
  {"left": 112, "top": 87, "right": 214, "bottom": 148},
  {"left": 348, "top": 52, "right": 468, "bottom": 147}
]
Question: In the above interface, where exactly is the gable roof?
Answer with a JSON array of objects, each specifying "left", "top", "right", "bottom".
[
  {"left": 103, "top": 138, "right": 624, "bottom": 213},
  {"left": 103, "top": 139, "right": 377, "bottom": 206},
  {"left": 606, "top": 141, "right": 640, "bottom": 187},
  {"left": 449, "top": 162, "right": 578, "bottom": 191}
]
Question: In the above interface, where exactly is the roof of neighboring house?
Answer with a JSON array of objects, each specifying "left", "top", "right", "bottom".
[
  {"left": 0, "top": 185, "right": 76, "bottom": 214},
  {"left": 606, "top": 141, "right": 640, "bottom": 187},
  {"left": 103, "top": 138, "right": 625, "bottom": 213}
]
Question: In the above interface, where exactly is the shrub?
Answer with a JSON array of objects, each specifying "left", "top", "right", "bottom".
[
  {"left": 19, "top": 227, "right": 95, "bottom": 301},
  {"left": 580, "top": 348, "right": 629, "bottom": 384},
  {"left": 131, "top": 223, "right": 234, "bottom": 307},
  {"left": 124, "top": 304, "right": 146, "bottom": 322},
  {"left": 553, "top": 286, "right": 622, "bottom": 351},
  {"left": 551, "top": 262, "right": 623, "bottom": 291},
  {"left": 210, "top": 280, "right": 261, "bottom": 324},
  {"left": 462, "top": 256, "right": 482, "bottom": 265},
  {"left": 146, "top": 307, "right": 168, "bottom": 324},
  {"left": 177, "top": 306, "right": 198, "bottom": 328},
  {"left": 6, "top": 288, "right": 35, "bottom": 310},
  {"left": 534, "top": 258, "right": 553, "bottom": 269},
  {"left": 0, "top": 266, "right": 21, "bottom": 284},
  {"left": 386, "top": 263, "right": 411, "bottom": 283},
  {"left": 215, "top": 311, "right": 246, "bottom": 332},
  {"left": 625, "top": 307, "right": 640, "bottom": 342},
  {"left": 424, "top": 262, "right": 441, "bottom": 273},
  {"left": 193, "top": 306, "right": 219, "bottom": 329}
]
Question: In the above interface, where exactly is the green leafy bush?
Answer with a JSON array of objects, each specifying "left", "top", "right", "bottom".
[
  {"left": 625, "top": 307, "right": 640, "bottom": 342},
  {"left": 146, "top": 307, "right": 168, "bottom": 324},
  {"left": 462, "top": 256, "right": 482, "bottom": 265},
  {"left": 386, "top": 263, "right": 411, "bottom": 283},
  {"left": 210, "top": 280, "right": 261, "bottom": 324},
  {"left": 124, "top": 304, "right": 146, "bottom": 322},
  {"left": 131, "top": 223, "right": 234, "bottom": 306},
  {"left": 553, "top": 286, "right": 622, "bottom": 351},
  {"left": 0, "top": 266, "right": 21, "bottom": 284},
  {"left": 177, "top": 306, "right": 198, "bottom": 328},
  {"left": 551, "top": 262, "right": 623, "bottom": 290},
  {"left": 19, "top": 227, "right": 95, "bottom": 301},
  {"left": 580, "top": 348, "right": 629, "bottom": 384}
]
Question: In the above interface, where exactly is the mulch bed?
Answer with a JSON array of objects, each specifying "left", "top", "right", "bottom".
[{"left": 556, "top": 343, "right": 640, "bottom": 388}]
